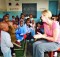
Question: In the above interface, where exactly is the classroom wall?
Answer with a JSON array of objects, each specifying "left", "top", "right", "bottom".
[
  {"left": 0, "top": 0, "right": 7, "bottom": 18},
  {"left": 5, "top": 0, "right": 49, "bottom": 22},
  {"left": 0, "top": 0, "right": 6, "bottom": 11},
  {"left": 58, "top": 0, "right": 60, "bottom": 14},
  {"left": 0, "top": 0, "right": 59, "bottom": 22},
  {"left": 0, "top": 0, "right": 49, "bottom": 21},
  {"left": 49, "top": 0, "right": 58, "bottom": 1},
  {"left": 6, "top": 0, "right": 48, "bottom": 11}
]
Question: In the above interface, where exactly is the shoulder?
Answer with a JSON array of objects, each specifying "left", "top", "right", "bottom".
[
  {"left": 1, "top": 31, "right": 10, "bottom": 36},
  {"left": 53, "top": 21, "right": 59, "bottom": 26},
  {"left": 52, "top": 21, "right": 59, "bottom": 29},
  {"left": 53, "top": 21, "right": 59, "bottom": 24}
]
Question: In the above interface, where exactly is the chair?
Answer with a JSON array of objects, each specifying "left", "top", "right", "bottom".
[
  {"left": 14, "top": 40, "right": 27, "bottom": 57},
  {"left": 48, "top": 48, "right": 60, "bottom": 57}
]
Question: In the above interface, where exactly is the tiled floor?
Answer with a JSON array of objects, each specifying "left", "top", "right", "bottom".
[{"left": 1, "top": 42, "right": 60, "bottom": 57}]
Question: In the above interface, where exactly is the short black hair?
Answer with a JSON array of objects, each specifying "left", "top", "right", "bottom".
[
  {"left": 0, "top": 18, "right": 3, "bottom": 22},
  {"left": 5, "top": 14, "right": 9, "bottom": 15},
  {"left": 26, "top": 18, "right": 30, "bottom": 23}
]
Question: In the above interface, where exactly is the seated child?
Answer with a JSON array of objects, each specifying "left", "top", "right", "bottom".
[
  {"left": 15, "top": 20, "right": 26, "bottom": 46},
  {"left": 30, "top": 20, "right": 36, "bottom": 30},
  {"left": 36, "top": 22, "right": 44, "bottom": 34},
  {"left": 24, "top": 18, "right": 35, "bottom": 40},
  {"left": 29, "top": 14, "right": 34, "bottom": 22},
  {"left": 34, "top": 22, "right": 44, "bottom": 41}
]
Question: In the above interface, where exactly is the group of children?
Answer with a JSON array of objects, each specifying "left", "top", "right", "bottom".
[
  {"left": 0, "top": 13, "right": 38, "bottom": 57},
  {"left": 0, "top": 12, "right": 60, "bottom": 57}
]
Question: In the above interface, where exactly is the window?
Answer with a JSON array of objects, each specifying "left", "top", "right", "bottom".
[{"left": 22, "top": 3, "right": 37, "bottom": 18}]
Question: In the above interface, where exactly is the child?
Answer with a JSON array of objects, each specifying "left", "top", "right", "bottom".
[
  {"left": 15, "top": 20, "right": 26, "bottom": 46},
  {"left": 29, "top": 14, "right": 34, "bottom": 22},
  {"left": 36, "top": 22, "right": 44, "bottom": 34},
  {"left": 12, "top": 16, "right": 15, "bottom": 23},
  {"left": 15, "top": 17, "right": 19, "bottom": 25},
  {"left": 30, "top": 20, "right": 35, "bottom": 30},
  {"left": 0, "top": 22, "right": 13, "bottom": 57},
  {"left": 30, "top": 20, "right": 36, "bottom": 37},
  {"left": 20, "top": 14, "right": 26, "bottom": 24},
  {"left": 2, "top": 15, "right": 17, "bottom": 56},
  {"left": 24, "top": 18, "right": 35, "bottom": 40}
]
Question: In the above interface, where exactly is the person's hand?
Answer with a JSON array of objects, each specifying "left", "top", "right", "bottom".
[
  {"left": 37, "top": 32, "right": 41, "bottom": 34},
  {"left": 20, "top": 33, "right": 24, "bottom": 35},
  {"left": 8, "top": 22, "right": 13, "bottom": 26},
  {"left": 34, "top": 33, "right": 43, "bottom": 39},
  {"left": 13, "top": 24, "right": 18, "bottom": 29}
]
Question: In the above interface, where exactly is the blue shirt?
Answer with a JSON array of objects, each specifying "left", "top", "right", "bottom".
[{"left": 15, "top": 25, "right": 26, "bottom": 41}]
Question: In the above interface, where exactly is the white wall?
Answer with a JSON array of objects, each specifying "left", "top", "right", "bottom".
[
  {"left": 6, "top": 0, "right": 49, "bottom": 11},
  {"left": 0, "top": 0, "right": 59, "bottom": 12},
  {"left": 0, "top": 0, "right": 6, "bottom": 11}
]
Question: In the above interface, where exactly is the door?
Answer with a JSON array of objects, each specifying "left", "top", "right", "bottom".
[{"left": 49, "top": 1, "right": 58, "bottom": 15}]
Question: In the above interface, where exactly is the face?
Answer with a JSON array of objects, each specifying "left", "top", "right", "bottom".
[
  {"left": 13, "top": 24, "right": 18, "bottom": 29},
  {"left": 15, "top": 18, "right": 19, "bottom": 22},
  {"left": 21, "top": 15, "right": 25, "bottom": 19},
  {"left": 29, "top": 14, "right": 33, "bottom": 18},
  {"left": 20, "top": 21, "right": 23, "bottom": 26},
  {"left": 4, "top": 16, "right": 9, "bottom": 22},
  {"left": 26, "top": 20, "right": 30, "bottom": 26},
  {"left": 41, "top": 13, "right": 49, "bottom": 23},
  {"left": 32, "top": 20, "right": 34, "bottom": 24},
  {"left": 37, "top": 23, "right": 40, "bottom": 27},
  {"left": 1, "top": 22, "right": 9, "bottom": 31}
]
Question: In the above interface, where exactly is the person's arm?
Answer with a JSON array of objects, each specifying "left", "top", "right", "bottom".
[{"left": 8, "top": 22, "right": 15, "bottom": 33}]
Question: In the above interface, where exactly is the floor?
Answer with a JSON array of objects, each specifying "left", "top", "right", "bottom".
[{"left": 1, "top": 41, "right": 60, "bottom": 57}]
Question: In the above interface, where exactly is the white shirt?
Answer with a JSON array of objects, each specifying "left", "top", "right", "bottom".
[
  {"left": 1, "top": 31, "right": 13, "bottom": 53},
  {"left": 24, "top": 24, "right": 32, "bottom": 33}
]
